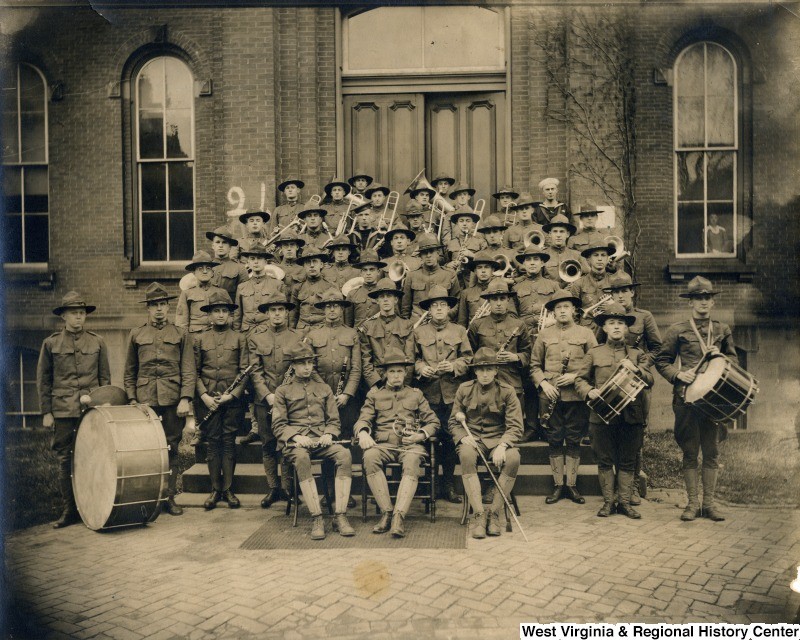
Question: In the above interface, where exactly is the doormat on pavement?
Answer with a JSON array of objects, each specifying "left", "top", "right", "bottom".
[{"left": 239, "top": 516, "right": 467, "bottom": 550}]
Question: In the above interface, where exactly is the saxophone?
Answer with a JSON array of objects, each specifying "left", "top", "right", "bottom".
[{"left": 540, "top": 354, "right": 571, "bottom": 429}]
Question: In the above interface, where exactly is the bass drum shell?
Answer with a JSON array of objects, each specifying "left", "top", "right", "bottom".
[
  {"left": 685, "top": 355, "right": 759, "bottom": 422},
  {"left": 73, "top": 404, "right": 170, "bottom": 531}
]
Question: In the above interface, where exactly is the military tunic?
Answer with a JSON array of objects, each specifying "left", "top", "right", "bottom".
[
  {"left": 448, "top": 380, "right": 524, "bottom": 450},
  {"left": 456, "top": 282, "right": 517, "bottom": 326},
  {"left": 543, "top": 245, "right": 585, "bottom": 284},
  {"left": 388, "top": 251, "right": 422, "bottom": 273},
  {"left": 271, "top": 201, "right": 302, "bottom": 233},
  {"left": 598, "top": 307, "right": 662, "bottom": 365},
  {"left": 291, "top": 275, "right": 339, "bottom": 330},
  {"left": 323, "top": 262, "right": 360, "bottom": 290},
  {"left": 359, "top": 313, "right": 416, "bottom": 387},
  {"left": 513, "top": 275, "right": 562, "bottom": 333},
  {"left": 300, "top": 229, "right": 332, "bottom": 252},
  {"left": 233, "top": 274, "right": 285, "bottom": 333},
  {"left": 401, "top": 265, "right": 460, "bottom": 320},
  {"left": 569, "top": 272, "right": 612, "bottom": 328},
  {"left": 280, "top": 259, "right": 306, "bottom": 296},
  {"left": 345, "top": 281, "right": 380, "bottom": 328},
  {"left": 212, "top": 258, "right": 249, "bottom": 301},
  {"left": 413, "top": 321, "right": 472, "bottom": 406},
  {"left": 504, "top": 220, "right": 544, "bottom": 251},
  {"left": 322, "top": 201, "right": 348, "bottom": 234},
  {"left": 306, "top": 322, "right": 362, "bottom": 399},
  {"left": 175, "top": 283, "right": 228, "bottom": 334},
  {"left": 468, "top": 313, "right": 531, "bottom": 394}
]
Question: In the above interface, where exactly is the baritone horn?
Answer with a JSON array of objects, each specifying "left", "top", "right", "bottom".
[
  {"left": 264, "top": 264, "right": 285, "bottom": 281},
  {"left": 387, "top": 259, "right": 408, "bottom": 284},
  {"left": 524, "top": 229, "right": 546, "bottom": 249},
  {"left": 493, "top": 253, "right": 511, "bottom": 278},
  {"left": 605, "top": 235, "right": 630, "bottom": 263},
  {"left": 558, "top": 259, "right": 582, "bottom": 283},
  {"left": 341, "top": 276, "right": 364, "bottom": 298}
]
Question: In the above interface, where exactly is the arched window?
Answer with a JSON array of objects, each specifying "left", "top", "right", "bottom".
[
  {"left": 135, "top": 56, "right": 195, "bottom": 263},
  {"left": 674, "top": 42, "right": 738, "bottom": 257},
  {"left": 2, "top": 63, "right": 49, "bottom": 264}
]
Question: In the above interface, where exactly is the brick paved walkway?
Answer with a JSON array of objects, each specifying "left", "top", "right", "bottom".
[{"left": 6, "top": 495, "right": 800, "bottom": 639}]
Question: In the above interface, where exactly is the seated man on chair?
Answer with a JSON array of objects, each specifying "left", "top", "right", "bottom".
[
  {"left": 354, "top": 348, "right": 439, "bottom": 538},
  {"left": 272, "top": 342, "right": 354, "bottom": 540},
  {"left": 449, "top": 347, "right": 523, "bottom": 539}
]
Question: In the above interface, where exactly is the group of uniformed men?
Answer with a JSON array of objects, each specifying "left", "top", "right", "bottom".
[{"left": 38, "top": 169, "right": 739, "bottom": 539}]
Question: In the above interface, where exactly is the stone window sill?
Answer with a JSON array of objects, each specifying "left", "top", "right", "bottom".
[
  {"left": 3, "top": 263, "right": 56, "bottom": 289},
  {"left": 667, "top": 259, "right": 756, "bottom": 283},
  {"left": 122, "top": 266, "right": 188, "bottom": 289}
]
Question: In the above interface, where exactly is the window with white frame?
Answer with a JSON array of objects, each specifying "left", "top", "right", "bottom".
[
  {"left": 674, "top": 42, "right": 738, "bottom": 257},
  {"left": 2, "top": 63, "right": 49, "bottom": 264},
  {"left": 135, "top": 56, "right": 195, "bottom": 263},
  {"left": 4, "top": 347, "right": 41, "bottom": 428}
]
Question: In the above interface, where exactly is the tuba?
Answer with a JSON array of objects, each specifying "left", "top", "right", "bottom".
[
  {"left": 493, "top": 253, "right": 511, "bottom": 278},
  {"left": 558, "top": 259, "right": 582, "bottom": 283},
  {"left": 341, "top": 276, "right": 364, "bottom": 298},
  {"left": 524, "top": 229, "right": 546, "bottom": 249},
  {"left": 605, "top": 235, "right": 630, "bottom": 263}
]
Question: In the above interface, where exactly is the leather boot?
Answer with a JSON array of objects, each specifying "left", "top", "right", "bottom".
[
  {"left": 53, "top": 470, "right": 79, "bottom": 528},
  {"left": 481, "top": 484, "right": 495, "bottom": 505},
  {"left": 596, "top": 468, "right": 615, "bottom": 517},
  {"left": 488, "top": 473, "right": 516, "bottom": 534},
  {"left": 204, "top": 491, "right": 222, "bottom": 510},
  {"left": 310, "top": 515, "right": 326, "bottom": 540},
  {"left": 390, "top": 512, "right": 406, "bottom": 538},
  {"left": 239, "top": 429, "right": 260, "bottom": 445},
  {"left": 681, "top": 468, "right": 701, "bottom": 521},
  {"left": 630, "top": 450, "right": 643, "bottom": 505},
  {"left": 261, "top": 487, "right": 281, "bottom": 509},
  {"left": 701, "top": 468, "right": 725, "bottom": 521},
  {"left": 462, "top": 474, "right": 484, "bottom": 520},
  {"left": 470, "top": 511, "right": 486, "bottom": 539},
  {"left": 486, "top": 510, "right": 501, "bottom": 536},
  {"left": 164, "top": 496, "right": 183, "bottom": 516},
  {"left": 373, "top": 511, "right": 393, "bottom": 534},
  {"left": 223, "top": 490, "right": 240, "bottom": 508},
  {"left": 616, "top": 471, "right": 641, "bottom": 519},
  {"left": 546, "top": 455, "right": 564, "bottom": 504},
  {"left": 442, "top": 484, "right": 463, "bottom": 504},
  {"left": 565, "top": 455, "right": 585, "bottom": 504},
  {"left": 332, "top": 513, "right": 355, "bottom": 537}
]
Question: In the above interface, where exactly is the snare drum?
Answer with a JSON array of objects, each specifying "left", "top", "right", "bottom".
[
  {"left": 587, "top": 360, "right": 647, "bottom": 425},
  {"left": 72, "top": 404, "right": 170, "bottom": 531},
  {"left": 684, "top": 355, "right": 758, "bottom": 422}
]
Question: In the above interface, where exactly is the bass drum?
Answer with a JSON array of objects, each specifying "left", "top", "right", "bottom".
[
  {"left": 73, "top": 404, "right": 170, "bottom": 531},
  {"left": 684, "top": 355, "right": 759, "bottom": 423}
]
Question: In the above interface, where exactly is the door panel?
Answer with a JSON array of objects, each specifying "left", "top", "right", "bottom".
[{"left": 344, "top": 94, "right": 425, "bottom": 194}]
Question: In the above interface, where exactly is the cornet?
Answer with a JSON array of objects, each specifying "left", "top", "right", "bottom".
[
  {"left": 387, "top": 259, "right": 408, "bottom": 285},
  {"left": 524, "top": 229, "right": 546, "bottom": 249},
  {"left": 432, "top": 193, "right": 455, "bottom": 214},
  {"left": 537, "top": 308, "right": 556, "bottom": 333},
  {"left": 605, "top": 235, "right": 630, "bottom": 263},
  {"left": 558, "top": 259, "right": 582, "bottom": 283},
  {"left": 582, "top": 294, "right": 613, "bottom": 319}
]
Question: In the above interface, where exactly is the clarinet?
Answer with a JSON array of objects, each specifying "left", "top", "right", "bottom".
[
  {"left": 335, "top": 357, "right": 349, "bottom": 396},
  {"left": 498, "top": 326, "right": 521, "bottom": 352},
  {"left": 281, "top": 364, "right": 295, "bottom": 386},
  {"left": 196, "top": 362, "right": 257, "bottom": 430},
  {"left": 540, "top": 354, "right": 571, "bottom": 429}
]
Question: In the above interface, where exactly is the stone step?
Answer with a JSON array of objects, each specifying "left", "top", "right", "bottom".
[
  {"left": 194, "top": 440, "right": 597, "bottom": 465},
  {"left": 181, "top": 462, "right": 601, "bottom": 496}
]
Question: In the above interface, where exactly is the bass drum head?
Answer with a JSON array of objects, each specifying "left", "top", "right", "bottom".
[
  {"left": 685, "top": 356, "right": 726, "bottom": 404},
  {"left": 87, "top": 385, "right": 128, "bottom": 407},
  {"left": 73, "top": 408, "right": 118, "bottom": 530}
]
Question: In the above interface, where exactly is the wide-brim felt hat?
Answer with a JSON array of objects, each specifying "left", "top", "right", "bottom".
[
  {"left": 403, "top": 204, "right": 424, "bottom": 218},
  {"left": 140, "top": 282, "right": 178, "bottom": 304},
  {"left": 364, "top": 183, "right": 390, "bottom": 198},
  {"left": 580, "top": 243, "right": 614, "bottom": 258},
  {"left": 354, "top": 202, "right": 374, "bottom": 214},
  {"left": 480, "top": 279, "right": 517, "bottom": 299},
  {"left": 511, "top": 192, "right": 541, "bottom": 209},
  {"left": 239, "top": 246, "right": 276, "bottom": 259},
  {"left": 576, "top": 203, "right": 603, "bottom": 216},
  {"left": 295, "top": 248, "right": 330, "bottom": 264},
  {"left": 542, "top": 214, "right": 576, "bottom": 235},
  {"left": 355, "top": 250, "right": 387, "bottom": 268},
  {"left": 384, "top": 225, "right": 416, "bottom": 242},
  {"left": 432, "top": 173, "right": 455, "bottom": 187},
  {"left": 325, "top": 235, "right": 357, "bottom": 250},
  {"left": 273, "top": 230, "right": 306, "bottom": 247},
  {"left": 257, "top": 295, "right": 297, "bottom": 312},
  {"left": 377, "top": 348, "right": 414, "bottom": 368},
  {"left": 448, "top": 182, "right": 476, "bottom": 199},
  {"left": 544, "top": 289, "right": 582, "bottom": 311},
  {"left": 419, "top": 285, "right": 458, "bottom": 311},
  {"left": 199, "top": 290, "right": 238, "bottom": 313},
  {"left": 468, "top": 347, "right": 501, "bottom": 368},
  {"left": 278, "top": 177, "right": 305, "bottom": 192},
  {"left": 238, "top": 210, "right": 271, "bottom": 224},
  {"left": 284, "top": 342, "right": 318, "bottom": 362},
  {"left": 602, "top": 272, "right": 641, "bottom": 292},
  {"left": 477, "top": 215, "right": 507, "bottom": 233},
  {"left": 594, "top": 302, "right": 636, "bottom": 327},
  {"left": 678, "top": 275, "right": 720, "bottom": 298},
  {"left": 368, "top": 278, "right": 403, "bottom": 299},
  {"left": 468, "top": 251, "right": 501, "bottom": 271},
  {"left": 415, "top": 233, "right": 443, "bottom": 253},
  {"left": 314, "top": 290, "right": 353, "bottom": 309},
  {"left": 514, "top": 248, "right": 551, "bottom": 264},
  {"left": 449, "top": 209, "right": 480, "bottom": 224},
  {"left": 492, "top": 186, "right": 519, "bottom": 200},
  {"left": 185, "top": 250, "right": 220, "bottom": 271},
  {"left": 53, "top": 291, "right": 97, "bottom": 316},
  {"left": 298, "top": 207, "right": 328, "bottom": 219},
  {"left": 348, "top": 170, "right": 373, "bottom": 186},
  {"left": 205, "top": 226, "right": 239, "bottom": 246},
  {"left": 324, "top": 179, "right": 351, "bottom": 197}
]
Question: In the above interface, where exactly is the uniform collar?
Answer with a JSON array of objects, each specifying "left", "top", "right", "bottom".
[
  {"left": 64, "top": 327, "right": 84, "bottom": 337},
  {"left": 150, "top": 320, "right": 168, "bottom": 330},
  {"left": 590, "top": 271, "right": 606, "bottom": 281}
]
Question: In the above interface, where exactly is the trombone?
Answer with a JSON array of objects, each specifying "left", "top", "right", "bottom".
[
  {"left": 503, "top": 201, "right": 517, "bottom": 227},
  {"left": 335, "top": 193, "right": 368, "bottom": 236},
  {"left": 264, "top": 217, "right": 306, "bottom": 248},
  {"left": 471, "top": 198, "right": 486, "bottom": 237}
]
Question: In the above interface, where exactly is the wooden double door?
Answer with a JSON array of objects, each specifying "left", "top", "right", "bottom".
[{"left": 344, "top": 92, "right": 506, "bottom": 208}]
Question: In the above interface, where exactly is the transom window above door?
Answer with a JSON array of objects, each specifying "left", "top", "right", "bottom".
[{"left": 343, "top": 7, "right": 505, "bottom": 75}]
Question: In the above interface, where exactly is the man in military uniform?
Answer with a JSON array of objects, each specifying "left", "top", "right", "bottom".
[
  {"left": 271, "top": 177, "right": 305, "bottom": 234},
  {"left": 445, "top": 210, "right": 485, "bottom": 289},
  {"left": 542, "top": 214, "right": 584, "bottom": 285},
  {"left": 655, "top": 276, "right": 738, "bottom": 522},
  {"left": 401, "top": 232, "right": 460, "bottom": 321},
  {"left": 350, "top": 202, "right": 378, "bottom": 253},
  {"left": 124, "top": 282, "right": 196, "bottom": 516},
  {"left": 355, "top": 348, "right": 440, "bottom": 537},
  {"left": 291, "top": 247, "right": 338, "bottom": 331},
  {"left": 457, "top": 253, "right": 515, "bottom": 325},
  {"left": 575, "top": 302, "right": 654, "bottom": 519},
  {"left": 403, "top": 182, "right": 435, "bottom": 228},
  {"left": 194, "top": 291, "right": 248, "bottom": 511},
  {"left": 359, "top": 278, "right": 415, "bottom": 388},
  {"left": 321, "top": 178, "right": 351, "bottom": 234},
  {"left": 323, "top": 235, "right": 360, "bottom": 289},
  {"left": 567, "top": 204, "right": 611, "bottom": 257},
  {"left": 365, "top": 183, "right": 390, "bottom": 220},
  {"left": 299, "top": 202, "right": 334, "bottom": 252},
  {"left": 492, "top": 185, "right": 519, "bottom": 218},
  {"left": 273, "top": 342, "right": 354, "bottom": 540},
  {"left": 345, "top": 250, "right": 385, "bottom": 328},
  {"left": 403, "top": 206, "right": 426, "bottom": 255},
  {"left": 568, "top": 242, "right": 614, "bottom": 328},
  {"left": 448, "top": 182, "right": 475, "bottom": 212},
  {"left": 449, "top": 348, "right": 523, "bottom": 539},
  {"left": 207, "top": 226, "right": 248, "bottom": 301},
  {"left": 504, "top": 192, "right": 544, "bottom": 251},
  {"left": 530, "top": 290, "right": 597, "bottom": 506},
  {"left": 37, "top": 291, "right": 111, "bottom": 528},
  {"left": 384, "top": 223, "right": 421, "bottom": 271},
  {"left": 536, "top": 177, "right": 570, "bottom": 225},
  {"left": 273, "top": 229, "right": 306, "bottom": 295},
  {"left": 348, "top": 169, "right": 373, "bottom": 199},
  {"left": 248, "top": 294, "right": 304, "bottom": 508},
  {"left": 602, "top": 272, "right": 663, "bottom": 506},
  {"left": 237, "top": 210, "right": 271, "bottom": 254},
  {"left": 477, "top": 215, "right": 517, "bottom": 282},
  {"left": 432, "top": 173, "right": 455, "bottom": 199},
  {"left": 176, "top": 251, "right": 226, "bottom": 336},
  {"left": 233, "top": 246, "right": 285, "bottom": 333},
  {"left": 414, "top": 286, "right": 473, "bottom": 503}
]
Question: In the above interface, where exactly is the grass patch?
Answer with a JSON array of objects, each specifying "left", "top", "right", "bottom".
[
  {"left": 3, "top": 428, "right": 197, "bottom": 532},
  {"left": 643, "top": 429, "right": 800, "bottom": 505}
]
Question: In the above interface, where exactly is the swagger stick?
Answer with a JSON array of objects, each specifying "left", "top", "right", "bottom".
[{"left": 456, "top": 412, "right": 529, "bottom": 542}]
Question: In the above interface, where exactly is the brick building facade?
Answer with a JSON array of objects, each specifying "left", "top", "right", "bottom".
[{"left": 2, "top": 2, "right": 798, "bottom": 430}]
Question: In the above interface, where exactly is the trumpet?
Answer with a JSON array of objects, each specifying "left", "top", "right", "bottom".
[
  {"left": 451, "top": 231, "right": 471, "bottom": 272},
  {"left": 537, "top": 308, "right": 556, "bottom": 333},
  {"left": 469, "top": 300, "right": 491, "bottom": 326},
  {"left": 503, "top": 202, "right": 517, "bottom": 227},
  {"left": 558, "top": 259, "right": 582, "bottom": 283},
  {"left": 524, "top": 229, "right": 546, "bottom": 249},
  {"left": 493, "top": 253, "right": 512, "bottom": 278},
  {"left": 582, "top": 294, "right": 613, "bottom": 319},
  {"left": 387, "top": 259, "right": 408, "bottom": 285},
  {"left": 605, "top": 235, "right": 630, "bottom": 263}
]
